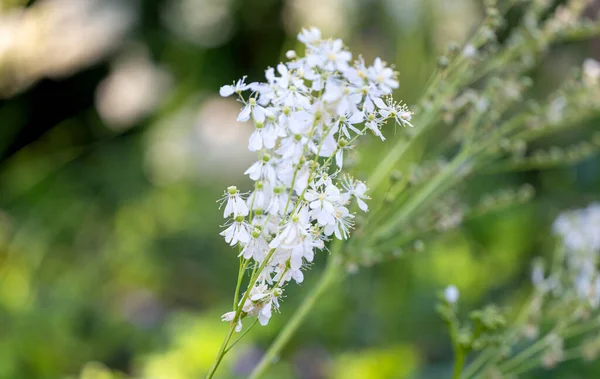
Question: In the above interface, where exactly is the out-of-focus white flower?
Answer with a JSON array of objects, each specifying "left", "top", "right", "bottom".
[
  {"left": 368, "top": 58, "right": 399, "bottom": 93},
  {"left": 549, "top": 203, "right": 600, "bottom": 307},
  {"left": 553, "top": 203, "right": 600, "bottom": 254},
  {"left": 0, "top": 0, "right": 135, "bottom": 97},
  {"left": 463, "top": 44, "right": 477, "bottom": 58},
  {"left": 444, "top": 285, "right": 460, "bottom": 304},
  {"left": 298, "top": 27, "right": 322, "bottom": 45},
  {"left": 583, "top": 58, "right": 600, "bottom": 87},
  {"left": 96, "top": 48, "right": 171, "bottom": 129}
]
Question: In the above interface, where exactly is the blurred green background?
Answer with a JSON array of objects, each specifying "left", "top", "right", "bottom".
[{"left": 0, "top": 0, "right": 599, "bottom": 378}]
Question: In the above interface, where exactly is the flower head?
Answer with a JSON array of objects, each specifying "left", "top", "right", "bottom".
[{"left": 217, "top": 27, "right": 412, "bottom": 330}]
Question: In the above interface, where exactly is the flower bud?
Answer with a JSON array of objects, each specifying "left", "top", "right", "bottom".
[
  {"left": 444, "top": 285, "right": 460, "bottom": 304},
  {"left": 437, "top": 56, "right": 450, "bottom": 69},
  {"left": 285, "top": 50, "right": 297, "bottom": 59}
]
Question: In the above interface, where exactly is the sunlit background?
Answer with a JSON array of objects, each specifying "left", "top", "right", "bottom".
[{"left": 0, "top": 0, "right": 599, "bottom": 378}]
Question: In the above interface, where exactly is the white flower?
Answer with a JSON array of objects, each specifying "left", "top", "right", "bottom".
[
  {"left": 279, "top": 83, "right": 311, "bottom": 109},
  {"left": 267, "top": 186, "right": 290, "bottom": 216},
  {"left": 444, "top": 285, "right": 460, "bottom": 304},
  {"left": 342, "top": 176, "right": 370, "bottom": 212},
  {"left": 220, "top": 186, "right": 249, "bottom": 218},
  {"left": 323, "top": 205, "right": 354, "bottom": 240},
  {"left": 277, "top": 134, "right": 308, "bottom": 163},
  {"left": 553, "top": 203, "right": 600, "bottom": 253},
  {"left": 248, "top": 118, "right": 278, "bottom": 151},
  {"left": 220, "top": 218, "right": 250, "bottom": 246},
  {"left": 244, "top": 154, "right": 277, "bottom": 184},
  {"left": 333, "top": 111, "right": 364, "bottom": 139},
  {"left": 323, "top": 79, "right": 362, "bottom": 116},
  {"left": 321, "top": 39, "right": 352, "bottom": 73},
  {"left": 316, "top": 132, "right": 338, "bottom": 160},
  {"left": 375, "top": 97, "right": 414, "bottom": 128},
  {"left": 292, "top": 163, "right": 312, "bottom": 193},
  {"left": 305, "top": 184, "right": 342, "bottom": 226},
  {"left": 240, "top": 284, "right": 282, "bottom": 326},
  {"left": 344, "top": 57, "right": 369, "bottom": 86},
  {"left": 298, "top": 27, "right": 321, "bottom": 46},
  {"left": 285, "top": 50, "right": 297, "bottom": 60},
  {"left": 583, "top": 58, "right": 600, "bottom": 86},
  {"left": 221, "top": 311, "right": 242, "bottom": 332},
  {"left": 463, "top": 44, "right": 477, "bottom": 58},
  {"left": 276, "top": 265, "right": 304, "bottom": 284},
  {"left": 238, "top": 97, "right": 266, "bottom": 123},
  {"left": 219, "top": 76, "right": 249, "bottom": 97},
  {"left": 334, "top": 143, "right": 347, "bottom": 169},
  {"left": 240, "top": 229, "right": 269, "bottom": 262},
  {"left": 360, "top": 84, "right": 384, "bottom": 113},
  {"left": 269, "top": 207, "right": 310, "bottom": 249},
  {"left": 368, "top": 58, "right": 399, "bottom": 94},
  {"left": 365, "top": 112, "right": 386, "bottom": 141},
  {"left": 549, "top": 203, "right": 600, "bottom": 306},
  {"left": 247, "top": 181, "right": 271, "bottom": 212}
]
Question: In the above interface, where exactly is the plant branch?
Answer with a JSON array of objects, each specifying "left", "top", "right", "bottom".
[{"left": 248, "top": 244, "right": 345, "bottom": 379}]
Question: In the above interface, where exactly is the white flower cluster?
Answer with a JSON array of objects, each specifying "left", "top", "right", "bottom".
[
  {"left": 533, "top": 203, "right": 600, "bottom": 307},
  {"left": 218, "top": 27, "right": 412, "bottom": 330},
  {"left": 553, "top": 203, "right": 600, "bottom": 254}
]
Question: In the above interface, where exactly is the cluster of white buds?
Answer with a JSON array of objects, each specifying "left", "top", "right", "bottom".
[
  {"left": 553, "top": 203, "right": 600, "bottom": 254},
  {"left": 533, "top": 203, "right": 600, "bottom": 307},
  {"left": 217, "top": 27, "right": 412, "bottom": 330}
]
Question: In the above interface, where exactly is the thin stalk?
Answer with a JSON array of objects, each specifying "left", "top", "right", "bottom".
[
  {"left": 453, "top": 349, "right": 466, "bottom": 379},
  {"left": 233, "top": 258, "right": 249, "bottom": 309},
  {"left": 224, "top": 319, "right": 259, "bottom": 354},
  {"left": 497, "top": 332, "right": 554, "bottom": 373},
  {"left": 463, "top": 294, "right": 537, "bottom": 378},
  {"left": 504, "top": 347, "right": 583, "bottom": 377},
  {"left": 248, "top": 245, "right": 345, "bottom": 379},
  {"left": 205, "top": 324, "right": 237, "bottom": 379},
  {"left": 496, "top": 318, "right": 600, "bottom": 378},
  {"left": 371, "top": 148, "right": 471, "bottom": 242},
  {"left": 206, "top": 247, "right": 278, "bottom": 378}
]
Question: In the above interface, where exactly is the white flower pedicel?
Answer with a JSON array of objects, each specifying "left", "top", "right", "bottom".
[{"left": 217, "top": 28, "right": 412, "bottom": 333}]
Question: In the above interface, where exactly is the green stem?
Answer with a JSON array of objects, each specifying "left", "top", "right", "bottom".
[
  {"left": 497, "top": 332, "right": 553, "bottom": 373},
  {"left": 463, "top": 295, "right": 537, "bottom": 379},
  {"left": 504, "top": 347, "right": 582, "bottom": 377},
  {"left": 224, "top": 319, "right": 259, "bottom": 354},
  {"left": 248, "top": 247, "right": 345, "bottom": 379},
  {"left": 453, "top": 349, "right": 466, "bottom": 379},
  {"left": 205, "top": 248, "right": 279, "bottom": 378},
  {"left": 233, "top": 259, "right": 249, "bottom": 309}
]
